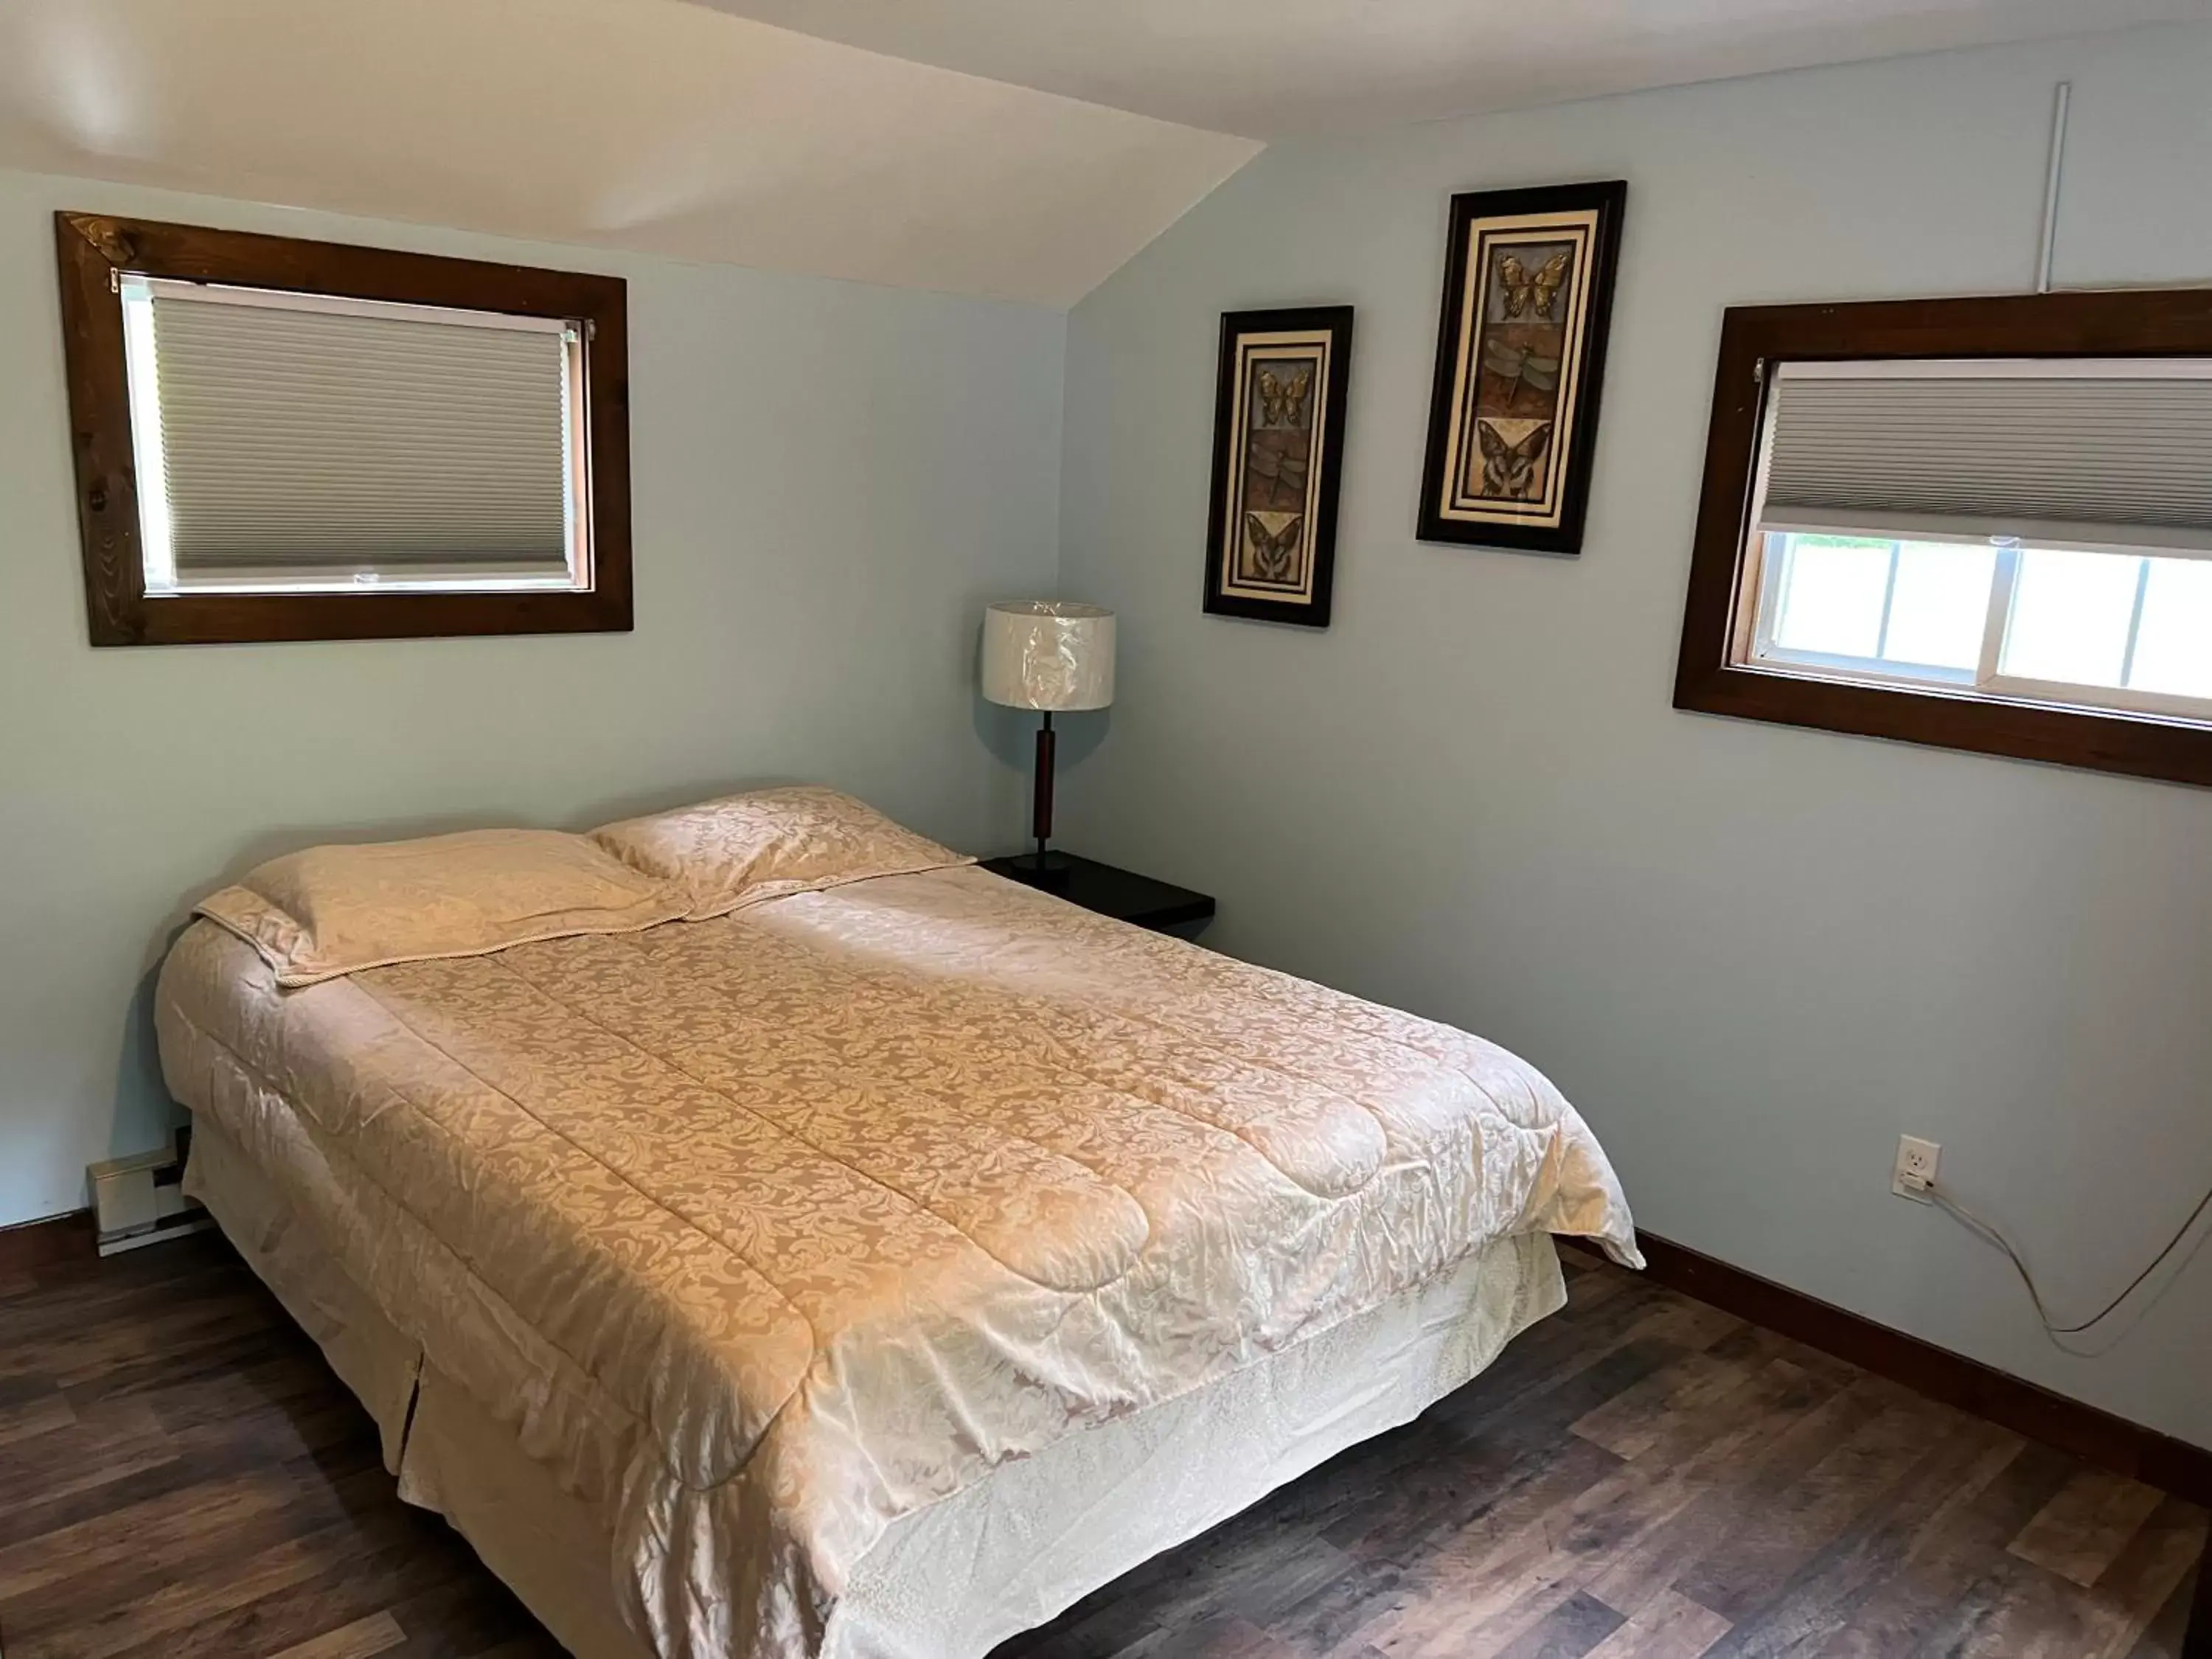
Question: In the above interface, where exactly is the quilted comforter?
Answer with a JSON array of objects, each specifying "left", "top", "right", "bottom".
[{"left": 156, "top": 860, "right": 1638, "bottom": 1658}]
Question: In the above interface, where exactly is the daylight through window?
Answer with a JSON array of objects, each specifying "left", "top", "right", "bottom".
[{"left": 1751, "top": 532, "right": 2212, "bottom": 718}]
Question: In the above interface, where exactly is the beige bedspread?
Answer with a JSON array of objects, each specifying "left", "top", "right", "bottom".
[{"left": 156, "top": 862, "right": 1638, "bottom": 1659}]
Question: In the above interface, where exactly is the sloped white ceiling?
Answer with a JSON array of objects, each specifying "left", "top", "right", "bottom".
[
  {"left": 0, "top": 0, "right": 1259, "bottom": 307},
  {"left": 9, "top": 0, "right": 2201, "bottom": 305},
  {"left": 699, "top": 0, "right": 2209, "bottom": 137}
]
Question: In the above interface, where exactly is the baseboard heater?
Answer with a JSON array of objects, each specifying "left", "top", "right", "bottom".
[{"left": 88, "top": 1127, "right": 212, "bottom": 1256}]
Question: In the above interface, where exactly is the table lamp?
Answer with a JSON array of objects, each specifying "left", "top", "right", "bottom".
[{"left": 981, "top": 599, "right": 1115, "bottom": 886}]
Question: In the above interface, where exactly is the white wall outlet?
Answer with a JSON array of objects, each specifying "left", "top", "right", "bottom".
[{"left": 1893, "top": 1135, "right": 1941, "bottom": 1202}]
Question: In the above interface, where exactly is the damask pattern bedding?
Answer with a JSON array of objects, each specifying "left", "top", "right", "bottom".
[{"left": 156, "top": 793, "right": 1639, "bottom": 1659}]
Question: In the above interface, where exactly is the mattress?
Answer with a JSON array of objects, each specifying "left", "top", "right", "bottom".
[{"left": 157, "top": 860, "right": 1638, "bottom": 1659}]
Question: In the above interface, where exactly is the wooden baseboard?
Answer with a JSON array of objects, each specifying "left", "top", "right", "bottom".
[
  {"left": 1638, "top": 1231, "right": 2212, "bottom": 1654},
  {"left": 1637, "top": 1231, "right": 2212, "bottom": 1510},
  {"left": 0, "top": 1208, "right": 97, "bottom": 1276}
]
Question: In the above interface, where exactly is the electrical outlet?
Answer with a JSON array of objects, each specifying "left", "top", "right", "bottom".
[{"left": 1893, "top": 1135, "right": 1941, "bottom": 1202}]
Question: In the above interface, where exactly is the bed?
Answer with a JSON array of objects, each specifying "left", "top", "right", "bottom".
[{"left": 154, "top": 787, "right": 1640, "bottom": 1659}]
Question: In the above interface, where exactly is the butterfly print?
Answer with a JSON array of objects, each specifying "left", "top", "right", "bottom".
[
  {"left": 1476, "top": 421, "right": 1552, "bottom": 500},
  {"left": 1242, "top": 513, "right": 1303, "bottom": 582},
  {"left": 1255, "top": 366, "right": 1313, "bottom": 428},
  {"left": 1531, "top": 250, "right": 1571, "bottom": 320},
  {"left": 1496, "top": 250, "right": 1573, "bottom": 321}
]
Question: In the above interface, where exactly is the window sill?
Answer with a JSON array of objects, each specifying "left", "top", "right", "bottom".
[
  {"left": 85, "top": 587, "right": 632, "bottom": 647},
  {"left": 1673, "top": 658, "right": 2212, "bottom": 789}
]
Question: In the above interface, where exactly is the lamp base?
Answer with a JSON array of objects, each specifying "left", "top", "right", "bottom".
[{"left": 998, "top": 849, "right": 1075, "bottom": 892}]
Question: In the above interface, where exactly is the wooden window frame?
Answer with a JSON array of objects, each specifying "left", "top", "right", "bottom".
[
  {"left": 53, "top": 212, "right": 632, "bottom": 645},
  {"left": 1674, "top": 289, "right": 2212, "bottom": 790}
]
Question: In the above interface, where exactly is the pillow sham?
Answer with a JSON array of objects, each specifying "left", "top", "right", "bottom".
[
  {"left": 590, "top": 785, "right": 973, "bottom": 922},
  {"left": 197, "top": 828, "right": 686, "bottom": 987}
]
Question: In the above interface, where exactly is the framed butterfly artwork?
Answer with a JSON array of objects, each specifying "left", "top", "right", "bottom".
[
  {"left": 1203, "top": 305, "right": 1354, "bottom": 627},
  {"left": 1418, "top": 180, "right": 1626, "bottom": 554}
]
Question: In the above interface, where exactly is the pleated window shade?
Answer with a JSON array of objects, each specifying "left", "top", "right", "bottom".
[
  {"left": 127, "top": 279, "right": 581, "bottom": 588},
  {"left": 1757, "top": 359, "right": 2212, "bottom": 556}
]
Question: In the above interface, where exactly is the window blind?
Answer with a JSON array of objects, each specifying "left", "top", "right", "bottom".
[
  {"left": 140, "top": 281, "right": 575, "bottom": 581},
  {"left": 1756, "top": 359, "right": 2212, "bottom": 556}
]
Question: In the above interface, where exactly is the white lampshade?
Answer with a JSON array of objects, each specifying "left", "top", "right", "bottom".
[{"left": 981, "top": 600, "right": 1116, "bottom": 712}]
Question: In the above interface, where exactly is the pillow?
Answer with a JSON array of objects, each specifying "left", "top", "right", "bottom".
[
  {"left": 590, "top": 785, "right": 972, "bottom": 922},
  {"left": 197, "top": 828, "right": 686, "bottom": 987}
]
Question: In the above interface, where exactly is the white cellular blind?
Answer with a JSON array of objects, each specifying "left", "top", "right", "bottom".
[
  {"left": 144, "top": 282, "right": 574, "bottom": 580},
  {"left": 1758, "top": 360, "right": 2212, "bottom": 554}
]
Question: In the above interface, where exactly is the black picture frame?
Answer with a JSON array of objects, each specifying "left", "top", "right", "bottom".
[
  {"left": 1416, "top": 180, "right": 1626, "bottom": 555},
  {"left": 1203, "top": 305, "right": 1354, "bottom": 627}
]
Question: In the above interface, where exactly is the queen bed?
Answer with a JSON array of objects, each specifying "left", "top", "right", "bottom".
[{"left": 155, "top": 787, "right": 1639, "bottom": 1659}]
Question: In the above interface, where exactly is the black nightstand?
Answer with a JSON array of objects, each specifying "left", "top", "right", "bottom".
[{"left": 981, "top": 852, "right": 1215, "bottom": 935}]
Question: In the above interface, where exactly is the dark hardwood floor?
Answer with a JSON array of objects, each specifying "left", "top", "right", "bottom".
[{"left": 0, "top": 1232, "right": 2199, "bottom": 1658}]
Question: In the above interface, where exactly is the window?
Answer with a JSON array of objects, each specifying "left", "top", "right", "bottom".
[
  {"left": 55, "top": 212, "right": 630, "bottom": 644},
  {"left": 1753, "top": 534, "right": 2212, "bottom": 719},
  {"left": 1675, "top": 293, "right": 2212, "bottom": 789}
]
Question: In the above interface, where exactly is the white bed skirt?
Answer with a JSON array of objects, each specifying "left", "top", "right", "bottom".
[{"left": 189, "top": 1116, "right": 1566, "bottom": 1659}]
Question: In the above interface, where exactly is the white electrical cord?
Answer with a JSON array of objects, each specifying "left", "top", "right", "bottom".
[{"left": 1927, "top": 1178, "right": 2212, "bottom": 1357}]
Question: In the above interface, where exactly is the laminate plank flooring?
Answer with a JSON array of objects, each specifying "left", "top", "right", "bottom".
[{"left": 0, "top": 1234, "right": 2198, "bottom": 1658}]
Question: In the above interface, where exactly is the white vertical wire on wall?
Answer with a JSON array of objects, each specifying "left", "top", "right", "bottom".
[{"left": 2037, "top": 81, "right": 2070, "bottom": 295}]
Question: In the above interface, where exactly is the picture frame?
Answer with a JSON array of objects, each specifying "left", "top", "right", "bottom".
[
  {"left": 1203, "top": 305, "right": 1354, "bottom": 627},
  {"left": 1416, "top": 180, "right": 1626, "bottom": 555}
]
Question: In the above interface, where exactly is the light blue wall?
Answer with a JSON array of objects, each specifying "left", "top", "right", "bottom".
[
  {"left": 1056, "top": 24, "right": 2212, "bottom": 1443},
  {"left": 0, "top": 169, "right": 1065, "bottom": 1228},
  {"left": 5, "top": 22, "right": 2205, "bottom": 1450}
]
